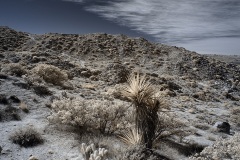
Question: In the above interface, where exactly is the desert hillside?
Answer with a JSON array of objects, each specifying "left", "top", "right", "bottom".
[{"left": 0, "top": 26, "right": 239, "bottom": 160}]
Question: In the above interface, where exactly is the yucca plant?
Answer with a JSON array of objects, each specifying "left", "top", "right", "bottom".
[{"left": 121, "top": 73, "right": 160, "bottom": 148}]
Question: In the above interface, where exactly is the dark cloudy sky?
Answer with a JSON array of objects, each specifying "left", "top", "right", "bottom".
[
  {"left": 0, "top": 0, "right": 152, "bottom": 38},
  {"left": 1, "top": 0, "right": 240, "bottom": 55}
]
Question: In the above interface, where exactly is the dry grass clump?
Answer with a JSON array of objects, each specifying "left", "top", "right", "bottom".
[
  {"left": 190, "top": 133, "right": 240, "bottom": 159},
  {"left": 116, "top": 145, "right": 170, "bottom": 160},
  {"left": 154, "top": 112, "right": 186, "bottom": 142},
  {"left": 31, "top": 64, "right": 68, "bottom": 85},
  {"left": 48, "top": 98, "right": 133, "bottom": 134},
  {"left": 194, "top": 123, "right": 210, "bottom": 131},
  {"left": 1, "top": 63, "right": 27, "bottom": 77},
  {"left": 1, "top": 105, "right": 21, "bottom": 121},
  {"left": 32, "top": 84, "right": 53, "bottom": 96},
  {"left": 230, "top": 107, "right": 240, "bottom": 127},
  {"left": 9, "top": 127, "right": 44, "bottom": 147}
]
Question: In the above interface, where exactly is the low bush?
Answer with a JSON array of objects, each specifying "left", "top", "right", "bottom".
[
  {"left": 154, "top": 112, "right": 186, "bottom": 142},
  {"left": 190, "top": 133, "right": 240, "bottom": 159},
  {"left": 9, "top": 127, "right": 44, "bottom": 147},
  {"left": 31, "top": 64, "right": 68, "bottom": 85},
  {"left": 32, "top": 84, "right": 52, "bottom": 97},
  {"left": 48, "top": 98, "right": 133, "bottom": 134},
  {"left": 1, "top": 63, "right": 27, "bottom": 77},
  {"left": 116, "top": 145, "right": 170, "bottom": 160},
  {"left": 231, "top": 107, "right": 240, "bottom": 127}
]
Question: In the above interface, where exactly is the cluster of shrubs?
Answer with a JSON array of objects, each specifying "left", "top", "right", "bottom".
[
  {"left": 1, "top": 63, "right": 27, "bottom": 77},
  {"left": 30, "top": 64, "right": 68, "bottom": 86},
  {"left": 190, "top": 133, "right": 240, "bottom": 159},
  {"left": 1, "top": 63, "right": 68, "bottom": 87},
  {"left": 48, "top": 98, "right": 133, "bottom": 134},
  {"left": 9, "top": 127, "right": 44, "bottom": 147}
]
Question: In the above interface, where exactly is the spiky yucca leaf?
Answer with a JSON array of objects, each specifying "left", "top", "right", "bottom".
[
  {"left": 122, "top": 73, "right": 156, "bottom": 105},
  {"left": 118, "top": 127, "right": 142, "bottom": 146}
]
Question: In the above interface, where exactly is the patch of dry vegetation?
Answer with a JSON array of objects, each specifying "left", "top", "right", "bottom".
[
  {"left": 48, "top": 98, "right": 133, "bottom": 134},
  {"left": 230, "top": 107, "right": 240, "bottom": 127},
  {"left": 9, "top": 127, "right": 44, "bottom": 147},
  {"left": 1, "top": 63, "right": 27, "bottom": 77},
  {"left": 190, "top": 133, "right": 240, "bottom": 159},
  {"left": 31, "top": 64, "right": 68, "bottom": 86}
]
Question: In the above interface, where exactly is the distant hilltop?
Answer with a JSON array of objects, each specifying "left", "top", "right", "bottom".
[{"left": 0, "top": 26, "right": 239, "bottom": 83}]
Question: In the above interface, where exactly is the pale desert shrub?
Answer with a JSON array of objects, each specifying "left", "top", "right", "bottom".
[
  {"left": 189, "top": 133, "right": 240, "bottom": 160},
  {"left": 48, "top": 98, "right": 133, "bottom": 134},
  {"left": 116, "top": 145, "right": 170, "bottom": 160},
  {"left": 31, "top": 64, "right": 68, "bottom": 85},
  {"left": 154, "top": 112, "right": 186, "bottom": 142},
  {"left": 1, "top": 63, "right": 27, "bottom": 77},
  {"left": 9, "top": 127, "right": 44, "bottom": 147},
  {"left": 231, "top": 107, "right": 240, "bottom": 127}
]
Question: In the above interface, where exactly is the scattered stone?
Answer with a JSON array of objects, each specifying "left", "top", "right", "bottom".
[
  {"left": 167, "top": 81, "right": 182, "bottom": 90},
  {"left": 80, "top": 70, "right": 92, "bottom": 78},
  {"left": 217, "top": 122, "right": 231, "bottom": 134},
  {"left": 29, "top": 156, "right": 38, "bottom": 160},
  {"left": 226, "top": 92, "right": 240, "bottom": 101},
  {"left": 0, "top": 73, "right": 8, "bottom": 79},
  {"left": 9, "top": 95, "right": 21, "bottom": 103},
  {"left": 0, "top": 94, "right": 8, "bottom": 104},
  {"left": 188, "top": 108, "right": 196, "bottom": 114},
  {"left": 89, "top": 75, "right": 98, "bottom": 81}
]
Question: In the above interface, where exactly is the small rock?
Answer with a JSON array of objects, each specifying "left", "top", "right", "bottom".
[
  {"left": 48, "top": 150, "right": 54, "bottom": 154},
  {"left": 188, "top": 108, "right": 196, "bottom": 114},
  {"left": 214, "top": 121, "right": 231, "bottom": 134},
  {"left": 9, "top": 95, "right": 21, "bottom": 103},
  {"left": 150, "top": 73, "right": 158, "bottom": 77},
  {"left": 29, "top": 156, "right": 38, "bottom": 160},
  {"left": 0, "top": 94, "right": 8, "bottom": 104},
  {"left": 80, "top": 70, "right": 92, "bottom": 78},
  {"left": 89, "top": 75, "right": 98, "bottom": 81},
  {"left": 0, "top": 73, "right": 8, "bottom": 79}
]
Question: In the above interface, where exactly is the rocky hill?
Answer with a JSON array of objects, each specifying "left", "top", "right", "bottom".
[{"left": 0, "top": 26, "right": 239, "bottom": 160}]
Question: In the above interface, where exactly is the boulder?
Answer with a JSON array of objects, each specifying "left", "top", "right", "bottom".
[{"left": 214, "top": 122, "right": 230, "bottom": 134}]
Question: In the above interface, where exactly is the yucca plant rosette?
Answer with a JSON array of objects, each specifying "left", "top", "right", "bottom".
[{"left": 121, "top": 72, "right": 160, "bottom": 148}]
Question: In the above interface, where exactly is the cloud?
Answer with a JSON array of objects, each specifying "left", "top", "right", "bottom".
[{"left": 84, "top": 0, "right": 240, "bottom": 44}]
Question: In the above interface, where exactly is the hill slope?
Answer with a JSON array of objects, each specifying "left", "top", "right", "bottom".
[{"left": 0, "top": 27, "right": 239, "bottom": 160}]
